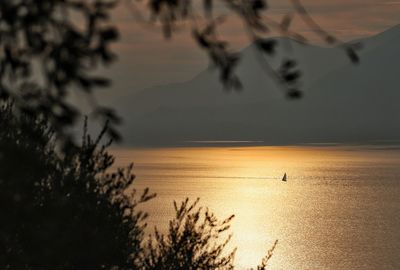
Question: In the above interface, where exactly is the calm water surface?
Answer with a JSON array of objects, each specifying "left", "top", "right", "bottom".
[{"left": 112, "top": 146, "right": 400, "bottom": 270}]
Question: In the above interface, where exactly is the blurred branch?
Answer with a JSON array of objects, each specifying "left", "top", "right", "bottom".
[
  {"left": 127, "top": 0, "right": 361, "bottom": 99},
  {"left": 0, "top": 0, "right": 362, "bottom": 145}
]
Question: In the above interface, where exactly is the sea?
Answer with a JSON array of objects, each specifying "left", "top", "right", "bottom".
[{"left": 111, "top": 145, "right": 400, "bottom": 270}]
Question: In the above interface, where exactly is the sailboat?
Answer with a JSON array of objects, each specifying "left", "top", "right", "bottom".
[{"left": 282, "top": 173, "right": 287, "bottom": 182}]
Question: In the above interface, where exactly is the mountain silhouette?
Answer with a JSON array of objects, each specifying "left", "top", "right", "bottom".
[{"left": 118, "top": 25, "right": 400, "bottom": 146}]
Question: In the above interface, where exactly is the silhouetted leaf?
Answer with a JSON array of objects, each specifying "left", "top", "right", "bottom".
[
  {"left": 193, "top": 30, "right": 210, "bottom": 48},
  {"left": 256, "top": 39, "right": 277, "bottom": 55},
  {"left": 346, "top": 47, "right": 360, "bottom": 64},
  {"left": 283, "top": 71, "right": 301, "bottom": 83},
  {"left": 100, "top": 27, "right": 119, "bottom": 41},
  {"left": 251, "top": 0, "right": 268, "bottom": 13}
]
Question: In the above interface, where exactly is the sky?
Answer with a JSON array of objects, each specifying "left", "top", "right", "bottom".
[{"left": 97, "top": 0, "right": 400, "bottom": 104}]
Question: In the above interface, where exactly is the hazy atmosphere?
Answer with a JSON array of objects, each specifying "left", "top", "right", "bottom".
[
  {"left": 2, "top": 1, "right": 400, "bottom": 270},
  {"left": 102, "top": 0, "right": 400, "bottom": 101},
  {"left": 94, "top": 0, "right": 400, "bottom": 148}
]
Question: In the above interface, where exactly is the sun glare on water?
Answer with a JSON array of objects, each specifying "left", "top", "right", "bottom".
[{"left": 112, "top": 146, "right": 400, "bottom": 270}]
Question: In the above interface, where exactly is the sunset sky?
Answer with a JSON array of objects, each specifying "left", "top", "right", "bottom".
[{"left": 99, "top": 0, "right": 400, "bottom": 104}]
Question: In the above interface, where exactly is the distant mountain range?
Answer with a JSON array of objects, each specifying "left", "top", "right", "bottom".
[{"left": 117, "top": 25, "right": 400, "bottom": 146}]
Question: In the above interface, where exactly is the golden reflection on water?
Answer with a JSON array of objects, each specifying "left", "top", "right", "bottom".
[{"left": 111, "top": 146, "right": 400, "bottom": 270}]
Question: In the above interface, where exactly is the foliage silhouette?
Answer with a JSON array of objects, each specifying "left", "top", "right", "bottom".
[
  {"left": 128, "top": 0, "right": 361, "bottom": 97},
  {"left": 140, "top": 198, "right": 236, "bottom": 270},
  {"left": 251, "top": 239, "right": 278, "bottom": 270},
  {"left": 0, "top": 0, "right": 361, "bottom": 145},
  {"left": 0, "top": 102, "right": 154, "bottom": 269},
  {"left": 0, "top": 102, "right": 277, "bottom": 269},
  {"left": 0, "top": 0, "right": 121, "bottom": 144},
  {"left": 139, "top": 198, "right": 278, "bottom": 270},
  {"left": 0, "top": 1, "right": 359, "bottom": 269}
]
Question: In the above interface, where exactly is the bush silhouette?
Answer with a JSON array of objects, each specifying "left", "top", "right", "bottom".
[
  {"left": 0, "top": 102, "right": 154, "bottom": 269},
  {"left": 1, "top": 101, "right": 277, "bottom": 269},
  {"left": 140, "top": 198, "right": 236, "bottom": 270},
  {"left": 139, "top": 198, "right": 278, "bottom": 270}
]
